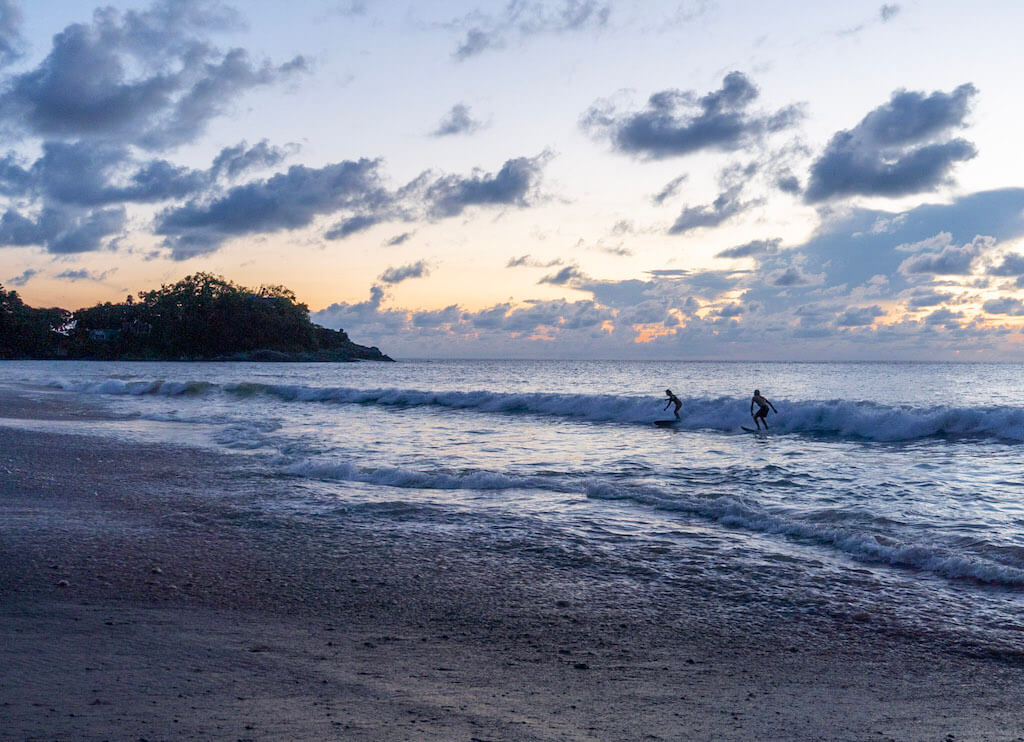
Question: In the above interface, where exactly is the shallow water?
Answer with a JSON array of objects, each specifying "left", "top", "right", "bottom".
[{"left": 5, "top": 359, "right": 1024, "bottom": 651}]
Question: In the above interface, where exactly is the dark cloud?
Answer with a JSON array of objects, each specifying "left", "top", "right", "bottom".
[
  {"left": 770, "top": 266, "right": 820, "bottom": 287},
  {"left": 716, "top": 237, "right": 781, "bottom": 259},
  {"left": 805, "top": 84, "right": 977, "bottom": 202},
  {"left": 988, "top": 252, "right": 1024, "bottom": 277},
  {"left": 776, "top": 173, "right": 801, "bottom": 194},
  {"left": 836, "top": 305, "right": 884, "bottom": 326},
  {"left": 0, "top": 152, "right": 32, "bottom": 195},
  {"left": 152, "top": 152, "right": 548, "bottom": 258},
  {"left": 539, "top": 265, "right": 586, "bottom": 285},
  {"left": 923, "top": 307, "right": 963, "bottom": 327},
  {"left": 325, "top": 214, "right": 382, "bottom": 240},
  {"left": 452, "top": 1, "right": 610, "bottom": 61},
  {"left": 425, "top": 154, "right": 546, "bottom": 218},
  {"left": 581, "top": 278, "right": 653, "bottom": 307},
  {"left": 155, "top": 158, "right": 389, "bottom": 258},
  {"left": 715, "top": 303, "right": 744, "bottom": 318},
  {"left": 379, "top": 260, "right": 429, "bottom": 284},
  {"left": 0, "top": 0, "right": 24, "bottom": 68},
  {"left": 431, "top": 103, "right": 482, "bottom": 137},
  {"left": 0, "top": 205, "right": 126, "bottom": 253},
  {"left": 501, "top": 299, "right": 611, "bottom": 332},
  {"left": 0, "top": 0, "right": 305, "bottom": 150},
  {"left": 1, "top": 138, "right": 292, "bottom": 213},
  {"left": 55, "top": 268, "right": 112, "bottom": 282},
  {"left": 507, "top": 254, "right": 562, "bottom": 268},
  {"left": 51, "top": 207, "right": 127, "bottom": 253},
  {"left": 582, "top": 72, "right": 803, "bottom": 160},
  {"left": 904, "top": 289, "right": 950, "bottom": 309},
  {"left": 385, "top": 232, "right": 413, "bottom": 246},
  {"left": 982, "top": 297, "right": 1024, "bottom": 316},
  {"left": 651, "top": 174, "right": 687, "bottom": 205},
  {"left": 412, "top": 304, "right": 460, "bottom": 328},
  {"left": 7, "top": 267, "right": 38, "bottom": 286},
  {"left": 28, "top": 141, "right": 207, "bottom": 206},
  {"left": 211, "top": 140, "right": 292, "bottom": 180},
  {"left": 669, "top": 184, "right": 760, "bottom": 234}
]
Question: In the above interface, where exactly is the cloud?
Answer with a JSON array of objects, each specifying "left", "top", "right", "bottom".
[
  {"left": 770, "top": 266, "right": 822, "bottom": 286},
  {"left": 879, "top": 4, "right": 901, "bottom": 22},
  {"left": 55, "top": 268, "right": 113, "bottom": 282},
  {"left": 0, "top": 0, "right": 305, "bottom": 150},
  {"left": 452, "top": 1, "right": 610, "bottom": 60},
  {"left": 904, "top": 288, "right": 950, "bottom": 309},
  {"left": 155, "top": 158, "right": 389, "bottom": 258},
  {"left": 7, "top": 267, "right": 38, "bottom": 286},
  {"left": 668, "top": 161, "right": 763, "bottom": 234},
  {"left": 325, "top": 213, "right": 383, "bottom": 240},
  {"left": 28, "top": 141, "right": 209, "bottom": 207},
  {"left": 669, "top": 184, "right": 760, "bottom": 234},
  {"left": 805, "top": 83, "right": 978, "bottom": 202},
  {"left": 153, "top": 152, "right": 549, "bottom": 258},
  {"left": 716, "top": 237, "right": 781, "bottom": 259},
  {"left": 411, "top": 304, "right": 460, "bottom": 328},
  {"left": 0, "top": 0, "right": 24, "bottom": 68},
  {"left": 211, "top": 140, "right": 293, "bottom": 180},
  {"left": 424, "top": 153, "right": 547, "bottom": 218},
  {"left": 539, "top": 265, "right": 586, "bottom": 285},
  {"left": 982, "top": 297, "right": 1024, "bottom": 316},
  {"left": 836, "top": 304, "right": 884, "bottom": 326},
  {"left": 431, "top": 103, "right": 482, "bottom": 136},
  {"left": 897, "top": 234, "right": 993, "bottom": 275},
  {"left": 507, "top": 254, "right": 562, "bottom": 268},
  {"left": 582, "top": 72, "right": 803, "bottom": 160},
  {"left": 385, "top": 232, "right": 413, "bottom": 246},
  {"left": 651, "top": 174, "right": 687, "bottom": 205},
  {"left": 0, "top": 204, "right": 126, "bottom": 253},
  {"left": 923, "top": 307, "right": 963, "bottom": 327},
  {"left": 379, "top": 260, "right": 429, "bottom": 284},
  {"left": 988, "top": 252, "right": 1024, "bottom": 277}
]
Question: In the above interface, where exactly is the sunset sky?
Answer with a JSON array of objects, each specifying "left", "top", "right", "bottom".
[{"left": 3, "top": 0, "right": 1024, "bottom": 359}]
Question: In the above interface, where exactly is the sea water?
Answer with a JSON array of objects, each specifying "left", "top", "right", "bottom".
[{"left": 4, "top": 360, "right": 1024, "bottom": 652}]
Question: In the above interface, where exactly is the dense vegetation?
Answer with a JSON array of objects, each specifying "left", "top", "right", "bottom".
[{"left": 0, "top": 273, "right": 391, "bottom": 361}]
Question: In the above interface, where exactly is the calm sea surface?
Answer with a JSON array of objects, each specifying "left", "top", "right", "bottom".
[{"left": 4, "top": 360, "right": 1024, "bottom": 651}]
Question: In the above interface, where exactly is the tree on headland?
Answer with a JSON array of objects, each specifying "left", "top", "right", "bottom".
[
  {"left": 1, "top": 274, "right": 390, "bottom": 361},
  {"left": 0, "top": 285, "right": 70, "bottom": 359}
]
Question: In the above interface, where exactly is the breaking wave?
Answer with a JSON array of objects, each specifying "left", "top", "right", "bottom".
[{"left": 48, "top": 378, "right": 1024, "bottom": 442}]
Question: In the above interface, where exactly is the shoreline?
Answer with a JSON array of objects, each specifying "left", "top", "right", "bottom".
[{"left": 2, "top": 394, "right": 1024, "bottom": 740}]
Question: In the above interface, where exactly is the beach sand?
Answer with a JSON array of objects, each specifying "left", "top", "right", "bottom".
[{"left": 2, "top": 391, "right": 1024, "bottom": 741}]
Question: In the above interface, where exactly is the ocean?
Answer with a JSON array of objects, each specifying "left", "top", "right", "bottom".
[{"left": 4, "top": 359, "right": 1024, "bottom": 654}]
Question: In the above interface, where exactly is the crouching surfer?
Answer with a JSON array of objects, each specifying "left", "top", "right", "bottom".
[
  {"left": 664, "top": 389, "right": 682, "bottom": 419},
  {"left": 750, "top": 389, "right": 777, "bottom": 430}
]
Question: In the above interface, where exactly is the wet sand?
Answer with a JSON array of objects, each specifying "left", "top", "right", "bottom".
[{"left": 2, "top": 391, "right": 1024, "bottom": 741}]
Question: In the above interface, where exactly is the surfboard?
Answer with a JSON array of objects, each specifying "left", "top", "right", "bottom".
[
  {"left": 654, "top": 419, "right": 680, "bottom": 427},
  {"left": 740, "top": 426, "right": 763, "bottom": 433}
]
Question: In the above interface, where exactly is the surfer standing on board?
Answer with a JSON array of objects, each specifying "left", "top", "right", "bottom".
[
  {"left": 664, "top": 389, "right": 682, "bottom": 419},
  {"left": 750, "top": 389, "right": 777, "bottom": 430}
]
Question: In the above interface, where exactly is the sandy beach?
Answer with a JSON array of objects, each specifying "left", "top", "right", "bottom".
[{"left": 2, "top": 391, "right": 1024, "bottom": 741}]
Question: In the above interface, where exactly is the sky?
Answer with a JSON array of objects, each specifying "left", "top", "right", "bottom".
[{"left": 2, "top": 0, "right": 1024, "bottom": 359}]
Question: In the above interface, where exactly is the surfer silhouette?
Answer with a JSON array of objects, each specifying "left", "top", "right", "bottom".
[
  {"left": 750, "top": 389, "right": 777, "bottom": 430},
  {"left": 664, "top": 389, "right": 682, "bottom": 419}
]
